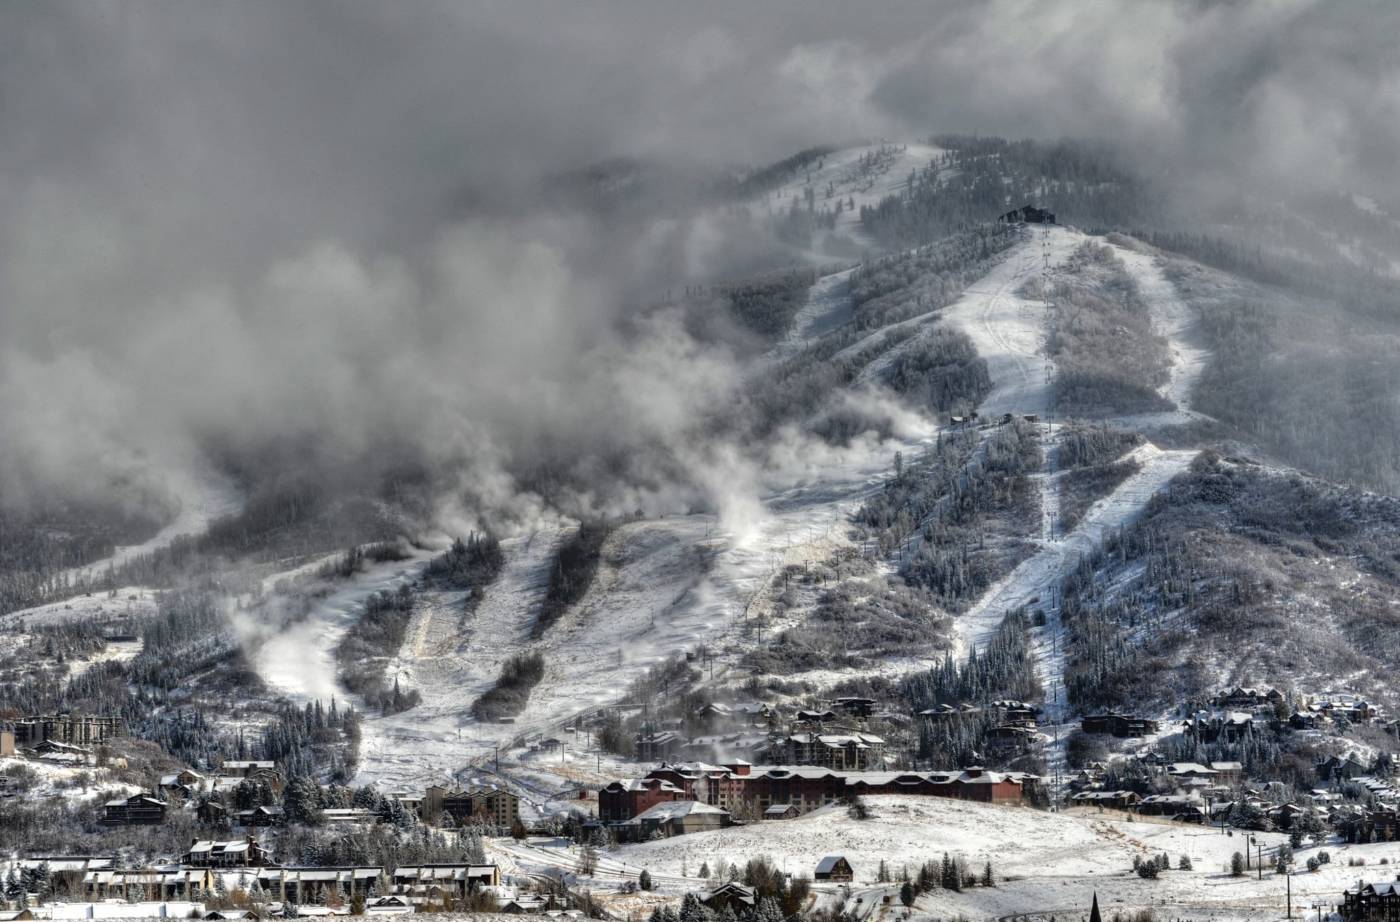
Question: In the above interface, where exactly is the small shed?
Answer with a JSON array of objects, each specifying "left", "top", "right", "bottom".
[
  {"left": 764, "top": 804, "right": 800, "bottom": 820},
  {"left": 814, "top": 855, "right": 853, "bottom": 882}
]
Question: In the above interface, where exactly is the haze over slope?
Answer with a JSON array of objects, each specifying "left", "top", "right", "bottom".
[{"left": 4, "top": 0, "right": 1400, "bottom": 548}]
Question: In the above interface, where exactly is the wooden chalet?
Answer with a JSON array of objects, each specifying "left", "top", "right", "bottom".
[
  {"left": 102, "top": 794, "right": 167, "bottom": 826},
  {"left": 814, "top": 856, "right": 854, "bottom": 882},
  {"left": 1343, "top": 881, "right": 1400, "bottom": 921},
  {"left": 1071, "top": 791, "right": 1140, "bottom": 810},
  {"left": 1081, "top": 713, "right": 1159, "bottom": 738},
  {"left": 702, "top": 882, "right": 757, "bottom": 914}
]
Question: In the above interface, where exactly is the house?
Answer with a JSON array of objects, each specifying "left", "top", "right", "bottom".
[
  {"left": 1167, "top": 762, "right": 1218, "bottom": 782},
  {"left": 814, "top": 856, "right": 854, "bottom": 883},
  {"left": 102, "top": 794, "right": 167, "bottom": 826},
  {"left": 254, "top": 867, "right": 384, "bottom": 904},
  {"left": 1342, "top": 880, "right": 1400, "bottom": 921},
  {"left": 184, "top": 836, "right": 272, "bottom": 868},
  {"left": 1184, "top": 711, "right": 1255, "bottom": 743},
  {"left": 365, "top": 896, "right": 414, "bottom": 915},
  {"left": 392, "top": 864, "right": 500, "bottom": 902},
  {"left": 998, "top": 204, "right": 1055, "bottom": 225},
  {"left": 831, "top": 697, "right": 876, "bottom": 719},
  {"left": 1320, "top": 753, "right": 1371, "bottom": 781},
  {"left": 917, "top": 704, "right": 981, "bottom": 722},
  {"left": 692, "top": 703, "right": 733, "bottom": 731},
  {"left": 598, "top": 778, "right": 687, "bottom": 822},
  {"left": 986, "top": 724, "right": 1037, "bottom": 752},
  {"left": 34, "top": 739, "right": 92, "bottom": 763},
  {"left": 83, "top": 867, "right": 217, "bottom": 902},
  {"left": 502, "top": 896, "right": 549, "bottom": 914},
  {"left": 1212, "top": 686, "right": 1286, "bottom": 712},
  {"left": 321, "top": 807, "right": 379, "bottom": 825},
  {"left": 1137, "top": 795, "right": 1205, "bottom": 822},
  {"left": 635, "top": 730, "right": 684, "bottom": 763},
  {"left": 621, "top": 801, "right": 730, "bottom": 840},
  {"left": 1071, "top": 791, "right": 1140, "bottom": 810},
  {"left": 16, "top": 857, "right": 114, "bottom": 897},
  {"left": 764, "top": 803, "right": 801, "bottom": 820},
  {"left": 13, "top": 714, "right": 123, "bottom": 747},
  {"left": 220, "top": 760, "right": 284, "bottom": 794},
  {"left": 793, "top": 709, "right": 837, "bottom": 726},
  {"left": 1081, "top": 713, "right": 1159, "bottom": 738},
  {"left": 235, "top": 805, "right": 285, "bottom": 827},
  {"left": 990, "top": 700, "right": 1040, "bottom": 726},
  {"left": 701, "top": 883, "right": 757, "bottom": 914},
  {"left": 1210, "top": 761, "right": 1244, "bottom": 785},
  {"left": 159, "top": 769, "right": 206, "bottom": 797},
  {"left": 778, "top": 732, "right": 885, "bottom": 770}
]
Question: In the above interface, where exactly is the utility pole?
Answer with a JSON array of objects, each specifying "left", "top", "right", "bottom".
[{"left": 1286, "top": 870, "right": 1292, "bottom": 919}]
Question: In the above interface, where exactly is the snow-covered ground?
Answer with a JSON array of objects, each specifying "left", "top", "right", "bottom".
[
  {"left": 606, "top": 794, "right": 1383, "bottom": 921},
  {"left": 0, "top": 586, "right": 159, "bottom": 629},
  {"left": 750, "top": 143, "right": 943, "bottom": 242},
  {"left": 352, "top": 424, "right": 942, "bottom": 790},
  {"left": 246, "top": 548, "right": 440, "bottom": 705},
  {"left": 66, "top": 468, "right": 243, "bottom": 584},
  {"left": 1109, "top": 241, "right": 1214, "bottom": 425},
  {"left": 781, "top": 267, "right": 856, "bottom": 353},
  {"left": 956, "top": 443, "right": 1196, "bottom": 691},
  {"left": 939, "top": 225, "right": 1086, "bottom": 417}
]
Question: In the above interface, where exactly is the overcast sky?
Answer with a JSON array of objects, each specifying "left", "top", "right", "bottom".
[{"left": 2, "top": 0, "right": 1396, "bottom": 523}]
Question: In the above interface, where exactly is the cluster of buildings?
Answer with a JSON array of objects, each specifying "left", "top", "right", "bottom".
[
  {"left": 92, "top": 753, "right": 524, "bottom": 834},
  {"left": 7, "top": 856, "right": 502, "bottom": 915},
  {"left": 5, "top": 715, "right": 124, "bottom": 749},
  {"left": 597, "top": 761, "right": 1038, "bottom": 839},
  {"left": 630, "top": 696, "right": 894, "bottom": 769}
]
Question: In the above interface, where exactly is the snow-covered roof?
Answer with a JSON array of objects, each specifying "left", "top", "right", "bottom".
[
  {"left": 628, "top": 800, "right": 729, "bottom": 823},
  {"left": 815, "top": 856, "right": 849, "bottom": 873}
]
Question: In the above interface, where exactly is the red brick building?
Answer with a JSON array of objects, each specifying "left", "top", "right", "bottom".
[{"left": 598, "top": 778, "right": 687, "bottom": 822}]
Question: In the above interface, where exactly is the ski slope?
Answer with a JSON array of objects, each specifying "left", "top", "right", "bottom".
[
  {"left": 780, "top": 266, "right": 855, "bottom": 353},
  {"left": 956, "top": 444, "right": 1195, "bottom": 697},
  {"left": 67, "top": 468, "right": 243, "bottom": 583},
  {"left": 1109, "top": 243, "right": 1213, "bottom": 424},
  {"left": 246, "top": 548, "right": 437, "bottom": 705},
  {"left": 751, "top": 142, "right": 943, "bottom": 237},
  {"left": 939, "top": 225, "right": 1087, "bottom": 417}
]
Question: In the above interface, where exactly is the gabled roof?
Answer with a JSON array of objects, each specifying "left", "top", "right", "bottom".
[
  {"left": 628, "top": 801, "right": 729, "bottom": 824},
  {"left": 815, "top": 856, "right": 849, "bottom": 873}
]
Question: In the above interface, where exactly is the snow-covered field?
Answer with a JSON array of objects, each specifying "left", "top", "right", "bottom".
[
  {"left": 0, "top": 586, "right": 159, "bottom": 629},
  {"left": 608, "top": 795, "right": 1379, "bottom": 921}
]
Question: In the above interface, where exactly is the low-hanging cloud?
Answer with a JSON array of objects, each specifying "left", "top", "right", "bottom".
[{"left": 2, "top": 0, "right": 1396, "bottom": 534}]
